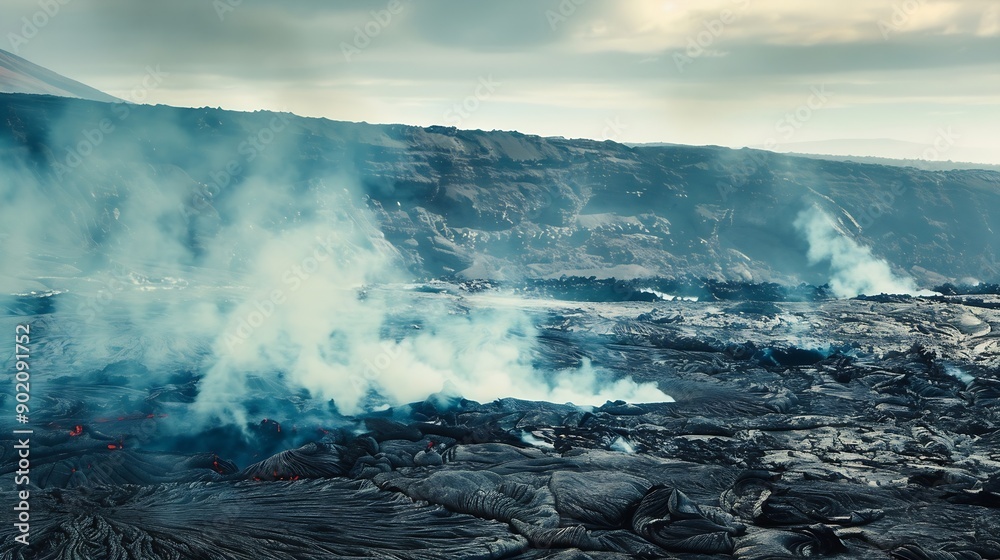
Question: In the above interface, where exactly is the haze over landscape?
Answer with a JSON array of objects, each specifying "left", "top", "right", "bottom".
[{"left": 2, "top": 2, "right": 1000, "bottom": 559}]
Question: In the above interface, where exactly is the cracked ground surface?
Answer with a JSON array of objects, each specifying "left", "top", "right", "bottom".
[{"left": 2, "top": 289, "right": 999, "bottom": 559}]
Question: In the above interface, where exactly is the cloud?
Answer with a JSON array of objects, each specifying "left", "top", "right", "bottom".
[
  {"left": 977, "top": 5, "right": 1000, "bottom": 36},
  {"left": 2, "top": 0, "right": 998, "bottom": 159}
]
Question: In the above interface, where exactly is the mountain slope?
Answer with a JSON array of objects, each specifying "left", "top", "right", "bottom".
[
  {"left": 1, "top": 93, "right": 998, "bottom": 292},
  {"left": 0, "top": 48, "right": 118, "bottom": 103}
]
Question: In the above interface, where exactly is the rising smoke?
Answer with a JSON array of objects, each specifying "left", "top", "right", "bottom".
[
  {"left": 794, "top": 205, "right": 924, "bottom": 297},
  {"left": 0, "top": 102, "right": 671, "bottom": 432},
  {"left": 191, "top": 179, "right": 672, "bottom": 424}
]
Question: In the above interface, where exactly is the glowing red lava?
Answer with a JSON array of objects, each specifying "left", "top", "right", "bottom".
[
  {"left": 211, "top": 455, "right": 226, "bottom": 474},
  {"left": 261, "top": 418, "right": 282, "bottom": 433}
]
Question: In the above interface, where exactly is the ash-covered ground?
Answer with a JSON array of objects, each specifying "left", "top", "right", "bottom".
[
  {"left": 2, "top": 283, "right": 999, "bottom": 559},
  {"left": 2, "top": 91, "right": 999, "bottom": 559}
]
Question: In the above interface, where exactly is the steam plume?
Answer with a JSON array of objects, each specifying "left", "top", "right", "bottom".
[
  {"left": 794, "top": 206, "right": 923, "bottom": 297},
  {"left": 192, "top": 183, "right": 671, "bottom": 423}
]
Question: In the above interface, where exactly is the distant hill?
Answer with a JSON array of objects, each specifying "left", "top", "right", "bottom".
[
  {"left": 630, "top": 141, "right": 1000, "bottom": 173},
  {"left": 762, "top": 138, "right": 997, "bottom": 170},
  {"left": 0, "top": 48, "right": 118, "bottom": 103},
  {"left": 784, "top": 152, "right": 1000, "bottom": 173}
]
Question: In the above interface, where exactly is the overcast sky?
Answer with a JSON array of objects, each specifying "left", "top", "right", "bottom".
[{"left": 4, "top": 0, "right": 999, "bottom": 163}]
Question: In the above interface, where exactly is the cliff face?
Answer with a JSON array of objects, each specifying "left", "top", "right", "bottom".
[{"left": 2, "top": 92, "right": 998, "bottom": 287}]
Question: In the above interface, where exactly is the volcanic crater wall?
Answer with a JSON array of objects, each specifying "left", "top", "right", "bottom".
[{"left": 2, "top": 92, "right": 999, "bottom": 287}]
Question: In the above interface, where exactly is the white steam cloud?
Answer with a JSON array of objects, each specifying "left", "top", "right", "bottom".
[
  {"left": 193, "top": 185, "right": 672, "bottom": 423},
  {"left": 794, "top": 206, "right": 924, "bottom": 298},
  {"left": 1, "top": 110, "right": 671, "bottom": 429}
]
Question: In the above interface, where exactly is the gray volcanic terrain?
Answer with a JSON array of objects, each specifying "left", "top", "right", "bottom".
[
  {"left": 1, "top": 92, "right": 999, "bottom": 559},
  {"left": 2, "top": 286, "right": 1000, "bottom": 558}
]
